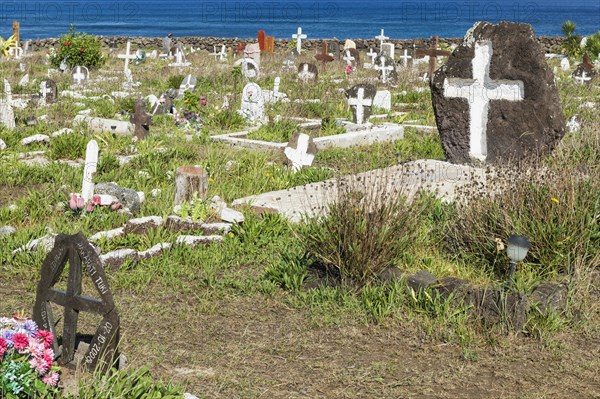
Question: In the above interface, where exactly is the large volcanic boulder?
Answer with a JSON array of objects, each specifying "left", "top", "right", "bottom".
[{"left": 430, "top": 21, "right": 565, "bottom": 164}]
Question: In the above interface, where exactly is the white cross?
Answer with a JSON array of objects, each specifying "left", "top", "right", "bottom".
[
  {"left": 343, "top": 50, "right": 355, "bottom": 66},
  {"left": 117, "top": 41, "right": 137, "bottom": 73},
  {"left": 348, "top": 87, "right": 372, "bottom": 124},
  {"left": 375, "top": 29, "right": 389, "bottom": 50},
  {"left": 574, "top": 71, "right": 591, "bottom": 84},
  {"left": 292, "top": 27, "right": 307, "bottom": 54},
  {"left": 375, "top": 56, "right": 394, "bottom": 83},
  {"left": 284, "top": 133, "right": 314, "bottom": 171},
  {"left": 73, "top": 66, "right": 88, "bottom": 85},
  {"left": 210, "top": 45, "right": 227, "bottom": 61},
  {"left": 443, "top": 40, "right": 524, "bottom": 162},
  {"left": 399, "top": 49, "right": 412, "bottom": 67},
  {"left": 81, "top": 139, "right": 99, "bottom": 202},
  {"left": 298, "top": 64, "right": 314, "bottom": 82},
  {"left": 273, "top": 77, "right": 281, "bottom": 98},
  {"left": 366, "top": 48, "right": 377, "bottom": 64}
]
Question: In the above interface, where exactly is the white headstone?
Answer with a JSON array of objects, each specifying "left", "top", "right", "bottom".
[
  {"left": 4, "top": 79, "right": 12, "bottom": 102},
  {"left": 373, "top": 90, "right": 392, "bottom": 111},
  {"left": 19, "top": 74, "right": 29, "bottom": 86},
  {"left": 73, "top": 66, "right": 89, "bottom": 85},
  {"left": 239, "top": 82, "right": 265, "bottom": 124},
  {"left": 234, "top": 58, "right": 259, "bottom": 79},
  {"left": 8, "top": 47, "right": 23, "bottom": 59},
  {"left": 381, "top": 43, "right": 395, "bottom": 59},
  {"left": 0, "top": 103, "right": 15, "bottom": 129},
  {"left": 178, "top": 74, "right": 197, "bottom": 98},
  {"left": 560, "top": 57, "right": 570, "bottom": 71},
  {"left": 443, "top": 41, "right": 524, "bottom": 161},
  {"left": 82, "top": 140, "right": 99, "bottom": 202},
  {"left": 244, "top": 43, "right": 261, "bottom": 65},
  {"left": 347, "top": 87, "right": 373, "bottom": 125},
  {"left": 284, "top": 133, "right": 315, "bottom": 171},
  {"left": 210, "top": 45, "right": 227, "bottom": 61},
  {"left": 292, "top": 27, "right": 307, "bottom": 54},
  {"left": 264, "top": 77, "right": 288, "bottom": 103},
  {"left": 344, "top": 39, "right": 356, "bottom": 50}
]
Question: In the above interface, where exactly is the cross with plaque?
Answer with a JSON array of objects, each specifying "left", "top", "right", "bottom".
[{"left": 33, "top": 233, "right": 120, "bottom": 373}]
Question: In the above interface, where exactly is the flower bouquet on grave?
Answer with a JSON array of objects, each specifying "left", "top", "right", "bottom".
[
  {"left": 0, "top": 316, "right": 61, "bottom": 398},
  {"left": 174, "top": 109, "right": 203, "bottom": 131},
  {"left": 69, "top": 194, "right": 121, "bottom": 216}
]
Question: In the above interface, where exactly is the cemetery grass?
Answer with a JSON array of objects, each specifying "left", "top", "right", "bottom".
[{"left": 0, "top": 50, "right": 599, "bottom": 397}]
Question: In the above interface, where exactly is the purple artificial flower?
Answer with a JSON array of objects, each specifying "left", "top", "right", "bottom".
[
  {"left": 22, "top": 319, "right": 39, "bottom": 337},
  {"left": 1, "top": 328, "right": 15, "bottom": 344}
]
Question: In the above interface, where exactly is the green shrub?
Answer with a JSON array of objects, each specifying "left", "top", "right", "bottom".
[
  {"left": 297, "top": 175, "right": 426, "bottom": 284},
  {"left": 49, "top": 25, "right": 106, "bottom": 70},
  {"left": 264, "top": 252, "right": 309, "bottom": 291}
]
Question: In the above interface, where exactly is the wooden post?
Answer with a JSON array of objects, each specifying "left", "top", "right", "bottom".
[
  {"left": 264, "top": 36, "right": 275, "bottom": 53},
  {"left": 12, "top": 21, "right": 20, "bottom": 46},
  {"left": 258, "top": 30, "right": 266, "bottom": 51},
  {"left": 174, "top": 166, "right": 209, "bottom": 205}
]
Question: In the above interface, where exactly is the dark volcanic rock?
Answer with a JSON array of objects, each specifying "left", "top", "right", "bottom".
[
  {"left": 530, "top": 282, "right": 567, "bottom": 313},
  {"left": 95, "top": 182, "right": 140, "bottom": 214},
  {"left": 406, "top": 270, "right": 437, "bottom": 291},
  {"left": 430, "top": 21, "right": 565, "bottom": 165}
]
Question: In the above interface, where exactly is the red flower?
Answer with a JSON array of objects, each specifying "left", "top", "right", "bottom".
[
  {"left": 65, "top": 41, "right": 70, "bottom": 46},
  {"left": 80, "top": 47, "right": 84, "bottom": 52},
  {"left": 36, "top": 330, "right": 54, "bottom": 349},
  {"left": 12, "top": 332, "right": 29, "bottom": 351}
]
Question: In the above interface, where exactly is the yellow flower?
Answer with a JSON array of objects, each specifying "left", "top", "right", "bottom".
[
  {"left": 551, "top": 197, "right": 559, "bottom": 204},
  {"left": 209, "top": 177, "right": 214, "bottom": 183}
]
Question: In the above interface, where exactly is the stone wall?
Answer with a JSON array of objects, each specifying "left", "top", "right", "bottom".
[{"left": 27, "top": 35, "right": 564, "bottom": 54}]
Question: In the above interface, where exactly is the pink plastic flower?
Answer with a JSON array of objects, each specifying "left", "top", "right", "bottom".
[
  {"left": 344, "top": 65, "right": 353, "bottom": 75},
  {"left": 86, "top": 201, "right": 95, "bottom": 213},
  {"left": 30, "top": 356, "right": 50, "bottom": 375},
  {"left": 42, "top": 371, "right": 59, "bottom": 387},
  {"left": 69, "top": 194, "right": 78, "bottom": 210},
  {"left": 92, "top": 195, "right": 101, "bottom": 205},
  {"left": 36, "top": 330, "right": 54, "bottom": 349},
  {"left": 111, "top": 202, "right": 122, "bottom": 211},
  {"left": 12, "top": 332, "right": 29, "bottom": 351}
]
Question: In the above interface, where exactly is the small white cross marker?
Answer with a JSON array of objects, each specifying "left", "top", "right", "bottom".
[
  {"left": 375, "top": 29, "right": 389, "bottom": 50},
  {"left": 81, "top": 140, "right": 99, "bottom": 202},
  {"left": 285, "top": 133, "right": 315, "bottom": 171},
  {"left": 117, "top": 41, "right": 137, "bottom": 73},
  {"left": 399, "top": 49, "right": 412, "bottom": 67},
  {"left": 443, "top": 40, "right": 524, "bottom": 162},
  {"left": 292, "top": 27, "right": 307, "bottom": 54},
  {"left": 574, "top": 71, "right": 591, "bottom": 84},
  {"left": 366, "top": 48, "right": 377, "bottom": 64}
]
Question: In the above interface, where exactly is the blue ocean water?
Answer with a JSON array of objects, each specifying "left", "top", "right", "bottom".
[{"left": 0, "top": 0, "right": 598, "bottom": 40}]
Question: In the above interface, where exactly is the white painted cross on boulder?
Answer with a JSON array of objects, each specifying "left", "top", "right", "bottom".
[
  {"left": 348, "top": 87, "right": 372, "bottom": 125},
  {"left": 375, "top": 56, "right": 394, "bottom": 83},
  {"left": 443, "top": 40, "right": 524, "bottom": 162},
  {"left": 284, "top": 133, "right": 315, "bottom": 172}
]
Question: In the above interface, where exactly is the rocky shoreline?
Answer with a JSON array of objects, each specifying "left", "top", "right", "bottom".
[{"left": 26, "top": 35, "right": 564, "bottom": 54}]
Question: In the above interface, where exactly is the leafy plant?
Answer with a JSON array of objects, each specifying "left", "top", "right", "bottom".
[
  {"left": 246, "top": 120, "right": 298, "bottom": 142},
  {"left": 561, "top": 20, "right": 583, "bottom": 59},
  {"left": 76, "top": 366, "right": 183, "bottom": 399},
  {"left": 49, "top": 25, "right": 107, "bottom": 69},
  {"left": 0, "top": 35, "right": 18, "bottom": 57},
  {"left": 204, "top": 109, "right": 245, "bottom": 131},
  {"left": 176, "top": 197, "right": 215, "bottom": 222},
  {"left": 264, "top": 252, "right": 309, "bottom": 291},
  {"left": 584, "top": 31, "right": 600, "bottom": 61}
]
